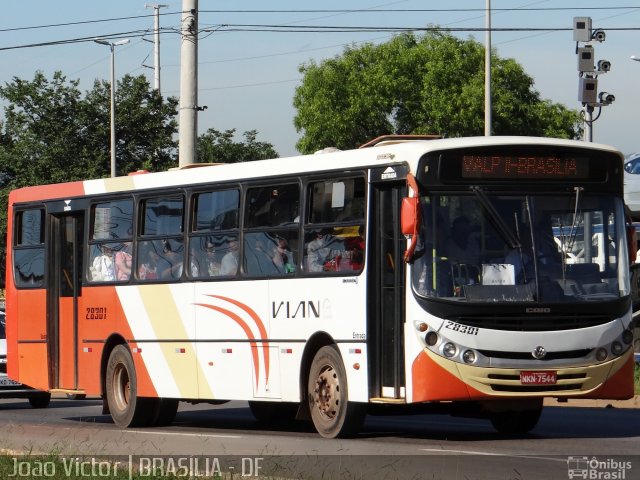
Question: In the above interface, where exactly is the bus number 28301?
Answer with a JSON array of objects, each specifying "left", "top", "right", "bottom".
[
  {"left": 86, "top": 307, "right": 108, "bottom": 320},
  {"left": 444, "top": 321, "right": 479, "bottom": 335}
]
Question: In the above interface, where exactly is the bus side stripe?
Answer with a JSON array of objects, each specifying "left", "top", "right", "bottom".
[
  {"left": 195, "top": 303, "right": 261, "bottom": 389},
  {"left": 207, "top": 295, "right": 270, "bottom": 384}
]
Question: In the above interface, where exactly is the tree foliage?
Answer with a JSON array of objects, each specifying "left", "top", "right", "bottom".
[
  {"left": 197, "top": 128, "right": 278, "bottom": 163},
  {"left": 293, "top": 32, "right": 581, "bottom": 153},
  {"left": 0, "top": 71, "right": 178, "bottom": 285}
]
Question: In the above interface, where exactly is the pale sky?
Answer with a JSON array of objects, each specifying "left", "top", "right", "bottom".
[{"left": 1, "top": 1, "right": 639, "bottom": 159}]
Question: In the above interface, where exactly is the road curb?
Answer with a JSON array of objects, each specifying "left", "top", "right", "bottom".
[{"left": 544, "top": 395, "right": 640, "bottom": 409}]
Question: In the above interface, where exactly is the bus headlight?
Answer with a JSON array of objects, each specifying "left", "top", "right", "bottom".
[
  {"left": 462, "top": 350, "right": 476, "bottom": 364},
  {"left": 596, "top": 348, "right": 608, "bottom": 361},
  {"left": 621, "top": 330, "right": 633, "bottom": 345},
  {"left": 611, "top": 341, "right": 623, "bottom": 356},
  {"left": 443, "top": 342, "right": 457, "bottom": 358},
  {"left": 425, "top": 332, "right": 438, "bottom": 346}
]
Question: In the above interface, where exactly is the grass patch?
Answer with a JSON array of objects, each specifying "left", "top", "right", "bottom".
[{"left": 635, "top": 363, "right": 640, "bottom": 395}]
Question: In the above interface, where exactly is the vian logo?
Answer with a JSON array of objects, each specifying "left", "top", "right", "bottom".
[{"left": 272, "top": 301, "right": 320, "bottom": 319}]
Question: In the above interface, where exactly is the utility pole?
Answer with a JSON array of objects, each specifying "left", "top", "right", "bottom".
[
  {"left": 145, "top": 3, "right": 168, "bottom": 94},
  {"left": 179, "top": 0, "right": 198, "bottom": 167},
  {"left": 484, "top": 0, "right": 492, "bottom": 136}
]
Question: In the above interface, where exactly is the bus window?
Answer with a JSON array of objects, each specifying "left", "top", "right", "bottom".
[
  {"left": 244, "top": 184, "right": 300, "bottom": 276},
  {"left": 87, "top": 199, "right": 133, "bottom": 283},
  {"left": 304, "top": 178, "right": 365, "bottom": 274},
  {"left": 136, "top": 196, "right": 185, "bottom": 281},
  {"left": 189, "top": 188, "right": 240, "bottom": 279},
  {"left": 13, "top": 208, "right": 45, "bottom": 288},
  {"left": 245, "top": 184, "right": 299, "bottom": 228}
]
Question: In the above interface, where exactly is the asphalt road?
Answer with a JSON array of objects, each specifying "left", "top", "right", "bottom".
[{"left": 0, "top": 397, "right": 638, "bottom": 479}]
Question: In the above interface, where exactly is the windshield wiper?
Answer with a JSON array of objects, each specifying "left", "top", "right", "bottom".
[{"left": 471, "top": 187, "right": 521, "bottom": 249}]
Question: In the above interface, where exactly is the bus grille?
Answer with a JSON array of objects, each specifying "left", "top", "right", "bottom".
[
  {"left": 450, "top": 315, "right": 612, "bottom": 332},
  {"left": 477, "top": 349, "right": 592, "bottom": 361}
]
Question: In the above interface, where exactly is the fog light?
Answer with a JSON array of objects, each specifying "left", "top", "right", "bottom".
[
  {"left": 462, "top": 350, "right": 476, "bottom": 364},
  {"left": 417, "top": 322, "right": 428, "bottom": 332},
  {"left": 596, "top": 348, "right": 608, "bottom": 361},
  {"left": 621, "top": 330, "right": 633, "bottom": 345},
  {"left": 443, "top": 342, "right": 457, "bottom": 358},
  {"left": 425, "top": 331, "right": 438, "bottom": 346},
  {"left": 611, "top": 341, "right": 623, "bottom": 356}
]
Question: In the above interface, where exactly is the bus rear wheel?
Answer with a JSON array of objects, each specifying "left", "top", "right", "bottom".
[
  {"left": 489, "top": 401, "right": 543, "bottom": 434},
  {"left": 307, "top": 345, "right": 366, "bottom": 438},
  {"left": 106, "top": 345, "right": 153, "bottom": 427}
]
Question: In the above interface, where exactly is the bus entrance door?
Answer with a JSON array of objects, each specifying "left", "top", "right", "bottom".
[
  {"left": 368, "top": 175, "right": 406, "bottom": 400},
  {"left": 47, "top": 213, "right": 84, "bottom": 391}
]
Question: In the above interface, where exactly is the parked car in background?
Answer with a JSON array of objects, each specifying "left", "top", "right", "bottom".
[
  {"left": 0, "top": 311, "right": 51, "bottom": 407},
  {"left": 624, "top": 153, "right": 640, "bottom": 216}
]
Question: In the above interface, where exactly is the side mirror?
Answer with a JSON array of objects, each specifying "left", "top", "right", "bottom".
[{"left": 401, "top": 197, "right": 418, "bottom": 236}]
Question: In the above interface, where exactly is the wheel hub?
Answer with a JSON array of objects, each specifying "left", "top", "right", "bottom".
[{"left": 313, "top": 366, "right": 340, "bottom": 419}]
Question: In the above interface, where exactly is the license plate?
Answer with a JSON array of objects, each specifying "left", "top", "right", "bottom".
[
  {"left": 520, "top": 371, "right": 557, "bottom": 385},
  {"left": 0, "top": 377, "right": 22, "bottom": 387}
]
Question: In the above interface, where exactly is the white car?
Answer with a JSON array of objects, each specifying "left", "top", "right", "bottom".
[
  {"left": 0, "top": 311, "right": 51, "bottom": 407},
  {"left": 623, "top": 154, "right": 640, "bottom": 215}
]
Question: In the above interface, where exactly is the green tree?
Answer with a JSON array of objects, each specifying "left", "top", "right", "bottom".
[
  {"left": 197, "top": 128, "right": 278, "bottom": 163},
  {"left": 0, "top": 71, "right": 178, "bottom": 285},
  {"left": 293, "top": 32, "right": 581, "bottom": 153}
]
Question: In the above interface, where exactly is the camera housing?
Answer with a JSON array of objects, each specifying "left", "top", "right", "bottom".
[
  {"left": 592, "top": 29, "right": 606, "bottom": 42},
  {"left": 599, "top": 91, "right": 615, "bottom": 105},
  {"left": 597, "top": 60, "right": 611, "bottom": 72}
]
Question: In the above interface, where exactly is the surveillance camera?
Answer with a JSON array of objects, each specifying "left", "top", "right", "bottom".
[
  {"left": 597, "top": 60, "right": 611, "bottom": 72},
  {"left": 592, "top": 29, "right": 606, "bottom": 42},
  {"left": 599, "top": 91, "right": 615, "bottom": 105}
]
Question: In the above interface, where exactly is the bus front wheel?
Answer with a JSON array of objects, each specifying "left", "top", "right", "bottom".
[
  {"left": 489, "top": 401, "right": 543, "bottom": 434},
  {"left": 106, "top": 345, "right": 153, "bottom": 427},
  {"left": 307, "top": 345, "right": 366, "bottom": 438}
]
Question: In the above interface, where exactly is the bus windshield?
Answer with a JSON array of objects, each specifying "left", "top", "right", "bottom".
[{"left": 411, "top": 192, "right": 629, "bottom": 303}]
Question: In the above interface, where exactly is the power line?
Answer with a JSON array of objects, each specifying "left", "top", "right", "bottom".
[
  {"left": 0, "top": 12, "right": 181, "bottom": 34},
  {"left": 199, "top": 7, "right": 640, "bottom": 13}
]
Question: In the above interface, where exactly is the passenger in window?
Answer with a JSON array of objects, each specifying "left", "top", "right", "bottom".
[
  {"left": 272, "top": 237, "right": 295, "bottom": 274},
  {"left": 220, "top": 239, "right": 239, "bottom": 275},
  {"left": 138, "top": 249, "right": 159, "bottom": 280},
  {"left": 160, "top": 241, "right": 184, "bottom": 279},
  {"left": 114, "top": 243, "right": 132, "bottom": 281},
  {"left": 202, "top": 240, "right": 221, "bottom": 276},
  {"left": 91, "top": 245, "right": 115, "bottom": 281},
  {"left": 342, "top": 228, "right": 364, "bottom": 271},
  {"left": 307, "top": 229, "right": 333, "bottom": 272}
]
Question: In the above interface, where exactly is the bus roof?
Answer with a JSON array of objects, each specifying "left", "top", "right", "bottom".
[{"left": 9, "top": 136, "right": 623, "bottom": 203}]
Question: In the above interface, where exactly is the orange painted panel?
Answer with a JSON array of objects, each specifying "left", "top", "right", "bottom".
[
  {"left": 17, "top": 343, "right": 49, "bottom": 391},
  {"left": 9, "top": 181, "right": 85, "bottom": 204},
  {"left": 581, "top": 353, "right": 635, "bottom": 400},
  {"left": 77, "top": 286, "right": 157, "bottom": 398},
  {"left": 411, "top": 350, "right": 485, "bottom": 402}
]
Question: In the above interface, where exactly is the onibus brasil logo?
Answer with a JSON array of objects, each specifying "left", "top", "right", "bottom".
[{"left": 567, "top": 456, "right": 632, "bottom": 479}]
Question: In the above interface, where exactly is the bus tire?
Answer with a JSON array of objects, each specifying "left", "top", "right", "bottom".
[
  {"left": 490, "top": 402, "right": 543, "bottom": 434},
  {"left": 248, "top": 401, "right": 298, "bottom": 424},
  {"left": 150, "top": 398, "right": 179, "bottom": 426},
  {"left": 28, "top": 393, "right": 51, "bottom": 409},
  {"left": 106, "top": 345, "right": 153, "bottom": 427},
  {"left": 307, "top": 345, "right": 366, "bottom": 438}
]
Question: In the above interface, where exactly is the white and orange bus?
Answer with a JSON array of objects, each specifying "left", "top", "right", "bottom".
[{"left": 5, "top": 136, "right": 636, "bottom": 438}]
